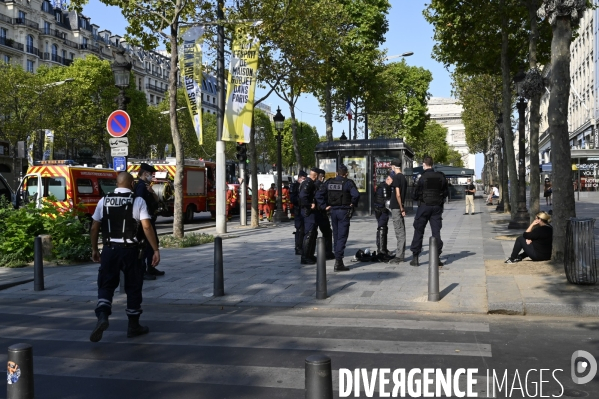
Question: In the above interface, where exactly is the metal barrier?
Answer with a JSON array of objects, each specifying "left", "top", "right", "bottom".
[
  {"left": 316, "top": 237, "right": 327, "bottom": 300},
  {"left": 565, "top": 218, "right": 597, "bottom": 284},
  {"left": 428, "top": 236, "right": 440, "bottom": 301},
  {"left": 214, "top": 236, "right": 225, "bottom": 296},
  {"left": 33, "top": 237, "right": 44, "bottom": 292}
]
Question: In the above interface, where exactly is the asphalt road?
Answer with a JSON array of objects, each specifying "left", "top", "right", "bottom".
[
  {"left": 0, "top": 297, "right": 596, "bottom": 399},
  {"left": 154, "top": 212, "right": 215, "bottom": 235}
]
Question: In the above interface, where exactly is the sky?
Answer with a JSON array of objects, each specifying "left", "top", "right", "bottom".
[{"left": 82, "top": 0, "right": 483, "bottom": 177}]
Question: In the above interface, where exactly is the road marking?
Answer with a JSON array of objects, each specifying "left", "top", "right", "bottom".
[
  {"left": 0, "top": 325, "right": 492, "bottom": 357},
  {"left": 0, "top": 305, "right": 490, "bottom": 332}
]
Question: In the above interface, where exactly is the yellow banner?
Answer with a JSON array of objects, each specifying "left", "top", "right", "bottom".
[
  {"left": 179, "top": 27, "right": 204, "bottom": 144},
  {"left": 42, "top": 129, "right": 54, "bottom": 161},
  {"left": 222, "top": 28, "right": 260, "bottom": 143}
]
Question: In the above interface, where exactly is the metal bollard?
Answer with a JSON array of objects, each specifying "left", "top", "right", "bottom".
[
  {"left": 305, "top": 354, "right": 333, "bottom": 399},
  {"left": 214, "top": 236, "right": 225, "bottom": 297},
  {"left": 7, "top": 343, "right": 34, "bottom": 399},
  {"left": 316, "top": 237, "right": 327, "bottom": 300},
  {"left": 33, "top": 237, "right": 44, "bottom": 292},
  {"left": 428, "top": 236, "right": 440, "bottom": 302}
]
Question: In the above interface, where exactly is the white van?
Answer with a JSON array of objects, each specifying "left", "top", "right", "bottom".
[{"left": 250, "top": 173, "right": 293, "bottom": 191}]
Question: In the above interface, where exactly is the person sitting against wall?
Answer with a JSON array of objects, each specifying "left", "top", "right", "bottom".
[
  {"left": 486, "top": 185, "right": 500, "bottom": 205},
  {"left": 505, "top": 212, "right": 553, "bottom": 263}
]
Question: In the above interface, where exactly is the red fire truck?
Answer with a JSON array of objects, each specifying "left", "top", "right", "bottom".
[{"left": 127, "top": 158, "right": 216, "bottom": 223}]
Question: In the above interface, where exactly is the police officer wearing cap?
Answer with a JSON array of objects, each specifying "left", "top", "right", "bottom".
[
  {"left": 314, "top": 168, "right": 335, "bottom": 260},
  {"left": 409, "top": 156, "right": 448, "bottom": 266},
  {"left": 315, "top": 164, "right": 360, "bottom": 271},
  {"left": 134, "top": 162, "right": 165, "bottom": 280},
  {"left": 374, "top": 175, "right": 393, "bottom": 260},
  {"left": 298, "top": 168, "right": 319, "bottom": 264},
  {"left": 89, "top": 172, "right": 161, "bottom": 342},
  {"left": 291, "top": 170, "right": 307, "bottom": 255}
]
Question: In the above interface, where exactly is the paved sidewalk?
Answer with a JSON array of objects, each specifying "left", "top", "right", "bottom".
[{"left": 1, "top": 193, "right": 598, "bottom": 317}]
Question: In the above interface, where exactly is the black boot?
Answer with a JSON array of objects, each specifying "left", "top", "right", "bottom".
[
  {"left": 90, "top": 312, "right": 109, "bottom": 343},
  {"left": 410, "top": 254, "right": 419, "bottom": 267},
  {"left": 127, "top": 316, "right": 149, "bottom": 338},
  {"left": 143, "top": 265, "right": 156, "bottom": 280},
  {"left": 308, "top": 230, "right": 318, "bottom": 262},
  {"left": 295, "top": 226, "right": 304, "bottom": 255},
  {"left": 376, "top": 228, "right": 382, "bottom": 254},
  {"left": 334, "top": 259, "right": 350, "bottom": 272},
  {"left": 380, "top": 227, "right": 390, "bottom": 256},
  {"left": 301, "top": 232, "right": 316, "bottom": 264}
]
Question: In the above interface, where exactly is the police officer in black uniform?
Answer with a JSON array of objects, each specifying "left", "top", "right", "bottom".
[
  {"left": 298, "top": 168, "right": 319, "bottom": 264},
  {"left": 89, "top": 172, "right": 161, "bottom": 342},
  {"left": 134, "top": 163, "right": 165, "bottom": 280},
  {"left": 315, "top": 164, "right": 360, "bottom": 271},
  {"left": 314, "top": 168, "right": 335, "bottom": 260},
  {"left": 409, "top": 156, "right": 448, "bottom": 266},
  {"left": 291, "top": 170, "right": 307, "bottom": 255},
  {"left": 374, "top": 175, "right": 393, "bottom": 259}
]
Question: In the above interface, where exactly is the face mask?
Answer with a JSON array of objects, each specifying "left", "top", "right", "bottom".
[{"left": 389, "top": 170, "right": 396, "bottom": 177}]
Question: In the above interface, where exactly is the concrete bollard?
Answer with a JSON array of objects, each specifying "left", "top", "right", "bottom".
[
  {"left": 305, "top": 354, "right": 333, "bottom": 399},
  {"left": 214, "top": 236, "right": 224, "bottom": 297},
  {"left": 33, "top": 237, "right": 44, "bottom": 292},
  {"left": 7, "top": 343, "right": 34, "bottom": 399},
  {"left": 428, "top": 236, "right": 440, "bottom": 302},
  {"left": 316, "top": 237, "right": 327, "bottom": 300}
]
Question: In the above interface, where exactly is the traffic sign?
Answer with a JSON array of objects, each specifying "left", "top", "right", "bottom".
[
  {"left": 113, "top": 156, "right": 127, "bottom": 172},
  {"left": 111, "top": 146, "right": 129, "bottom": 157},
  {"left": 106, "top": 110, "right": 131, "bottom": 138},
  {"left": 109, "top": 137, "right": 129, "bottom": 148}
]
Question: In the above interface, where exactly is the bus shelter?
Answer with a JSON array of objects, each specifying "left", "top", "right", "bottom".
[{"left": 314, "top": 138, "right": 414, "bottom": 216}]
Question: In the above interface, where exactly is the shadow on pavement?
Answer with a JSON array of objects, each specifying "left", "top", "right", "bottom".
[{"left": 440, "top": 283, "right": 459, "bottom": 300}]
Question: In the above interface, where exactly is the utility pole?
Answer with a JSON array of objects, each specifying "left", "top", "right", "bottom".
[{"left": 215, "top": 0, "right": 227, "bottom": 234}]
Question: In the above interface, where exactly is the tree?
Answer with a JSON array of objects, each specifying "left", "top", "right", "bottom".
[
  {"left": 71, "top": 0, "right": 213, "bottom": 238},
  {"left": 368, "top": 61, "right": 432, "bottom": 142},
  {"left": 538, "top": 0, "right": 587, "bottom": 261},
  {"left": 270, "top": 120, "right": 319, "bottom": 172},
  {"left": 408, "top": 121, "right": 449, "bottom": 163}
]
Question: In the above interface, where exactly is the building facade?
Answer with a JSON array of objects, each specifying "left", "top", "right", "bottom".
[{"left": 427, "top": 97, "right": 476, "bottom": 173}]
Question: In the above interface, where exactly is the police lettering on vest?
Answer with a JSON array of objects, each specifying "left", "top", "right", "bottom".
[
  {"left": 326, "top": 177, "right": 352, "bottom": 206},
  {"left": 422, "top": 171, "right": 445, "bottom": 206},
  {"left": 101, "top": 192, "right": 140, "bottom": 243}
]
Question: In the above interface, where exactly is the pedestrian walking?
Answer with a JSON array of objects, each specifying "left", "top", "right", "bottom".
[
  {"left": 464, "top": 178, "right": 476, "bottom": 215},
  {"left": 373, "top": 175, "right": 393, "bottom": 260},
  {"left": 388, "top": 160, "right": 408, "bottom": 263},
  {"left": 225, "top": 185, "right": 237, "bottom": 221},
  {"left": 315, "top": 164, "right": 360, "bottom": 271},
  {"left": 299, "top": 168, "right": 319, "bottom": 264},
  {"left": 258, "top": 183, "right": 268, "bottom": 221},
  {"left": 314, "top": 168, "right": 335, "bottom": 260},
  {"left": 291, "top": 171, "right": 306, "bottom": 255},
  {"left": 89, "top": 172, "right": 161, "bottom": 343},
  {"left": 267, "top": 183, "right": 276, "bottom": 221},
  {"left": 409, "top": 156, "right": 448, "bottom": 267}
]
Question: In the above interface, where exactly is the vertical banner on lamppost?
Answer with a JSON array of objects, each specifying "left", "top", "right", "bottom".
[
  {"left": 222, "top": 26, "right": 260, "bottom": 143},
  {"left": 179, "top": 26, "right": 204, "bottom": 144},
  {"left": 42, "top": 130, "right": 54, "bottom": 161}
]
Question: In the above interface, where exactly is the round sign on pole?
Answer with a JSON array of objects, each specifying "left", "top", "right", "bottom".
[{"left": 106, "top": 110, "right": 131, "bottom": 138}]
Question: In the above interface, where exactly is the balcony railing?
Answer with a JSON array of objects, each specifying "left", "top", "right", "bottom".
[
  {"left": 63, "top": 38, "right": 78, "bottom": 49},
  {"left": 63, "top": 58, "right": 73, "bottom": 66},
  {"left": 26, "top": 45, "right": 40, "bottom": 57},
  {"left": 13, "top": 18, "right": 39, "bottom": 30},
  {"left": 146, "top": 83, "right": 166, "bottom": 93},
  {"left": 0, "top": 37, "right": 24, "bottom": 51},
  {"left": 0, "top": 14, "right": 12, "bottom": 24},
  {"left": 80, "top": 43, "right": 99, "bottom": 53}
]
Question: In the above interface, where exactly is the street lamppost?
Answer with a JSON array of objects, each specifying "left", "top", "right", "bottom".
[
  {"left": 110, "top": 47, "right": 132, "bottom": 111},
  {"left": 509, "top": 70, "right": 531, "bottom": 228},
  {"left": 272, "top": 107, "right": 288, "bottom": 222}
]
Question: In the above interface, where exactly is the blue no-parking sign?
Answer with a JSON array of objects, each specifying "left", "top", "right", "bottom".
[{"left": 106, "top": 110, "right": 131, "bottom": 137}]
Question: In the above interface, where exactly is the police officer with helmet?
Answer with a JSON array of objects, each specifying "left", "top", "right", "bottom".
[
  {"left": 373, "top": 175, "right": 393, "bottom": 260},
  {"left": 409, "top": 156, "right": 448, "bottom": 266},
  {"left": 134, "top": 163, "right": 165, "bottom": 280},
  {"left": 316, "top": 164, "right": 360, "bottom": 271},
  {"left": 299, "top": 168, "right": 319, "bottom": 264},
  {"left": 89, "top": 172, "right": 161, "bottom": 343}
]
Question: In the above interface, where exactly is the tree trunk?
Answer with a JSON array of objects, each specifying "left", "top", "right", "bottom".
[
  {"left": 527, "top": 0, "right": 541, "bottom": 223},
  {"left": 325, "top": 81, "right": 333, "bottom": 141},
  {"left": 549, "top": 16, "right": 576, "bottom": 262},
  {"left": 500, "top": 7, "right": 516, "bottom": 215},
  {"left": 169, "top": 23, "right": 184, "bottom": 238},
  {"left": 249, "top": 115, "right": 259, "bottom": 228},
  {"left": 289, "top": 105, "right": 303, "bottom": 170}
]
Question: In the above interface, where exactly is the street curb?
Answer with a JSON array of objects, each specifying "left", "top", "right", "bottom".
[{"left": 0, "top": 277, "right": 34, "bottom": 291}]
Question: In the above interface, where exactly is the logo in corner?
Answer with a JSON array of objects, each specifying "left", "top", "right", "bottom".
[{"left": 571, "top": 350, "right": 597, "bottom": 385}]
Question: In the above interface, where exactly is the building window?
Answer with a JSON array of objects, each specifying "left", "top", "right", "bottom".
[
  {"left": 62, "top": 49, "right": 67, "bottom": 60},
  {"left": 150, "top": 94, "right": 154, "bottom": 104},
  {"left": 26, "top": 35, "right": 34, "bottom": 53},
  {"left": 42, "top": 1, "right": 51, "bottom": 12},
  {"left": 138, "top": 78, "right": 142, "bottom": 91},
  {"left": 82, "top": 37, "right": 88, "bottom": 48},
  {"left": 55, "top": 12, "right": 61, "bottom": 23},
  {"left": 51, "top": 44, "right": 58, "bottom": 61},
  {"left": 44, "top": 21, "right": 51, "bottom": 35},
  {"left": 18, "top": 11, "right": 26, "bottom": 22},
  {"left": 70, "top": 52, "right": 74, "bottom": 59},
  {"left": 0, "top": 28, "right": 6, "bottom": 40},
  {"left": 27, "top": 60, "right": 34, "bottom": 73},
  {"left": 3, "top": 55, "right": 10, "bottom": 64}
]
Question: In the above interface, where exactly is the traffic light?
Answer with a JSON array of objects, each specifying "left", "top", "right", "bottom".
[{"left": 236, "top": 142, "right": 247, "bottom": 163}]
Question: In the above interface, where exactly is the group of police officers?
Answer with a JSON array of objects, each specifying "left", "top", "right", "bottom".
[{"left": 88, "top": 157, "right": 447, "bottom": 341}]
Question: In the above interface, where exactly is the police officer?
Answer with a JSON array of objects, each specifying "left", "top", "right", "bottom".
[
  {"left": 291, "top": 171, "right": 307, "bottom": 255},
  {"left": 374, "top": 175, "right": 393, "bottom": 260},
  {"left": 134, "top": 163, "right": 164, "bottom": 280},
  {"left": 299, "top": 168, "right": 319, "bottom": 264},
  {"left": 314, "top": 168, "right": 335, "bottom": 260},
  {"left": 409, "top": 156, "right": 448, "bottom": 266},
  {"left": 89, "top": 172, "right": 161, "bottom": 343},
  {"left": 315, "top": 164, "right": 360, "bottom": 271}
]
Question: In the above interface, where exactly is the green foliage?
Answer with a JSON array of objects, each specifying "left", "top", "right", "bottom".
[
  {"left": 271, "top": 119, "right": 320, "bottom": 169},
  {"left": 160, "top": 232, "right": 214, "bottom": 248},
  {"left": 0, "top": 198, "right": 91, "bottom": 267},
  {"left": 407, "top": 121, "right": 448, "bottom": 163}
]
